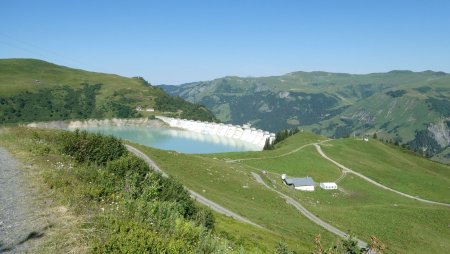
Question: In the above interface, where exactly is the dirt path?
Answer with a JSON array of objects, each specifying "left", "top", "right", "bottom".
[
  {"left": 125, "top": 145, "right": 264, "bottom": 229},
  {"left": 226, "top": 140, "right": 331, "bottom": 163},
  {"left": 0, "top": 147, "right": 49, "bottom": 253},
  {"left": 251, "top": 172, "right": 367, "bottom": 248},
  {"left": 314, "top": 144, "right": 450, "bottom": 207}
]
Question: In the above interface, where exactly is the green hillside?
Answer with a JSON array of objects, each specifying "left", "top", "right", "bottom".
[
  {"left": 160, "top": 71, "right": 450, "bottom": 162},
  {"left": 2, "top": 126, "right": 449, "bottom": 253},
  {"left": 207, "top": 132, "right": 450, "bottom": 253},
  {"left": 0, "top": 59, "right": 216, "bottom": 123}
]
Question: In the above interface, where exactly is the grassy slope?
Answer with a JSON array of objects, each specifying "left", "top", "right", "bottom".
[
  {"left": 0, "top": 58, "right": 165, "bottom": 108},
  {"left": 209, "top": 132, "right": 449, "bottom": 253},
  {"left": 132, "top": 143, "right": 337, "bottom": 253},
  {"left": 265, "top": 173, "right": 450, "bottom": 254},
  {"left": 4, "top": 125, "right": 447, "bottom": 253},
  {"left": 321, "top": 138, "right": 450, "bottom": 203},
  {"left": 210, "top": 132, "right": 329, "bottom": 160}
]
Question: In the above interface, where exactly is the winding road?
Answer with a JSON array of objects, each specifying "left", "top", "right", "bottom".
[
  {"left": 125, "top": 145, "right": 264, "bottom": 229},
  {"left": 314, "top": 144, "right": 450, "bottom": 207},
  {"left": 251, "top": 172, "right": 367, "bottom": 248}
]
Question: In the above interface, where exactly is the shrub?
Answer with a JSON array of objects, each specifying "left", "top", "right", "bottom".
[{"left": 59, "top": 130, "right": 127, "bottom": 165}]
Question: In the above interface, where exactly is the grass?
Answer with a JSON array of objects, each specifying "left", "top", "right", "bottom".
[
  {"left": 101, "top": 129, "right": 450, "bottom": 253},
  {"left": 5, "top": 126, "right": 448, "bottom": 253},
  {"left": 0, "top": 128, "right": 90, "bottom": 253},
  {"left": 263, "top": 173, "right": 450, "bottom": 254},
  {"left": 240, "top": 145, "right": 341, "bottom": 182},
  {"left": 209, "top": 131, "right": 328, "bottom": 160},
  {"left": 132, "top": 143, "right": 339, "bottom": 252},
  {"left": 321, "top": 138, "right": 450, "bottom": 203},
  {"left": 217, "top": 132, "right": 450, "bottom": 253},
  {"left": 0, "top": 58, "right": 166, "bottom": 109}
]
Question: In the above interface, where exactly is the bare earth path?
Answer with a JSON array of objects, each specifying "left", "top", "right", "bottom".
[
  {"left": 0, "top": 147, "right": 49, "bottom": 253},
  {"left": 314, "top": 144, "right": 450, "bottom": 207},
  {"left": 125, "top": 145, "right": 263, "bottom": 229},
  {"left": 226, "top": 140, "right": 330, "bottom": 163},
  {"left": 250, "top": 172, "right": 367, "bottom": 248}
]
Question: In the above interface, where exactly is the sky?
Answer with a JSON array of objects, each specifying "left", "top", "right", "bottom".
[{"left": 1, "top": 0, "right": 450, "bottom": 85}]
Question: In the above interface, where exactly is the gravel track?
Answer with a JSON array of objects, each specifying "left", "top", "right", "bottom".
[
  {"left": 314, "top": 144, "right": 450, "bottom": 207},
  {"left": 0, "top": 147, "right": 48, "bottom": 253}
]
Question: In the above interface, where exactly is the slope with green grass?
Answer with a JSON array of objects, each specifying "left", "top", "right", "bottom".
[
  {"left": 3, "top": 124, "right": 448, "bottom": 253},
  {"left": 321, "top": 138, "right": 450, "bottom": 203},
  {"left": 219, "top": 132, "right": 450, "bottom": 253},
  {"left": 133, "top": 143, "right": 337, "bottom": 252},
  {"left": 0, "top": 58, "right": 216, "bottom": 123}
]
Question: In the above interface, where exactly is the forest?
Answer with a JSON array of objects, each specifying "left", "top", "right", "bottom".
[{"left": 0, "top": 83, "right": 139, "bottom": 124}]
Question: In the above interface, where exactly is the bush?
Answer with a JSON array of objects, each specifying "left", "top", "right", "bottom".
[{"left": 59, "top": 130, "right": 127, "bottom": 165}]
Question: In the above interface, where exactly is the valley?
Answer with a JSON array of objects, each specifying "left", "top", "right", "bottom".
[
  {"left": 3, "top": 2, "right": 450, "bottom": 253},
  {"left": 1, "top": 60, "right": 449, "bottom": 253},
  {"left": 161, "top": 71, "right": 450, "bottom": 163}
]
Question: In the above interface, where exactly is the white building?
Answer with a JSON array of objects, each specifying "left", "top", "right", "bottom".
[
  {"left": 282, "top": 174, "right": 316, "bottom": 191},
  {"left": 320, "top": 182, "right": 338, "bottom": 190}
]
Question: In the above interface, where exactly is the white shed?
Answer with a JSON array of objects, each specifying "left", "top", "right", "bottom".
[{"left": 320, "top": 182, "right": 338, "bottom": 190}]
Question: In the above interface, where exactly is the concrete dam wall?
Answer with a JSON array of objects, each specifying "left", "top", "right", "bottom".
[{"left": 157, "top": 116, "right": 276, "bottom": 150}]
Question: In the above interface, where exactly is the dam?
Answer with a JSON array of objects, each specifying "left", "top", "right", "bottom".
[{"left": 157, "top": 116, "right": 276, "bottom": 150}]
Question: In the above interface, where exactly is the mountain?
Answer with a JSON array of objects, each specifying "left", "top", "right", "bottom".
[
  {"left": 159, "top": 70, "right": 450, "bottom": 163},
  {"left": 0, "top": 59, "right": 216, "bottom": 123}
]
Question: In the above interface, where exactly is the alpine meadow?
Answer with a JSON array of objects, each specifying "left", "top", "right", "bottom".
[{"left": 1, "top": 1, "right": 450, "bottom": 254}]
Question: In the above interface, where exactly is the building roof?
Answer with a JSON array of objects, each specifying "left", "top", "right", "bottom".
[{"left": 284, "top": 177, "right": 315, "bottom": 187}]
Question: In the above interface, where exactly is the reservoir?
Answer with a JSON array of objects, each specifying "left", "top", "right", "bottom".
[{"left": 78, "top": 126, "right": 261, "bottom": 154}]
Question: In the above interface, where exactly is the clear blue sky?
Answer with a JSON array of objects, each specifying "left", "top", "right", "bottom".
[{"left": 1, "top": 0, "right": 449, "bottom": 85}]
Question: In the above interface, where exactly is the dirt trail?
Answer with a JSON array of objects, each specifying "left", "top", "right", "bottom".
[
  {"left": 226, "top": 140, "right": 330, "bottom": 163},
  {"left": 0, "top": 147, "right": 49, "bottom": 253},
  {"left": 251, "top": 172, "right": 367, "bottom": 249},
  {"left": 125, "top": 145, "right": 264, "bottom": 229},
  {"left": 314, "top": 144, "right": 450, "bottom": 207}
]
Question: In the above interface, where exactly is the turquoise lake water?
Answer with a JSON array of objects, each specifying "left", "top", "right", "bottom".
[{"left": 78, "top": 126, "right": 260, "bottom": 154}]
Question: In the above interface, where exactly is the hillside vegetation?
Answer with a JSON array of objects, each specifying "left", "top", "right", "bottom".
[
  {"left": 0, "top": 128, "right": 239, "bottom": 253},
  {"left": 207, "top": 132, "right": 450, "bottom": 253},
  {"left": 160, "top": 71, "right": 450, "bottom": 162},
  {"left": 0, "top": 59, "right": 216, "bottom": 123},
  {"left": 2, "top": 127, "right": 448, "bottom": 253}
]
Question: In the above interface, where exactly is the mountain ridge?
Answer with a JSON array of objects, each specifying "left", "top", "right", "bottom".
[{"left": 159, "top": 70, "right": 450, "bottom": 163}]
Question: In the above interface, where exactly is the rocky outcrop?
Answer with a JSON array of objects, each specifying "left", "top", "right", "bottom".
[{"left": 428, "top": 118, "right": 450, "bottom": 148}]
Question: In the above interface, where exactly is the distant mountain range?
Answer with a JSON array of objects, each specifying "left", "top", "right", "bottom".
[{"left": 159, "top": 70, "right": 450, "bottom": 163}]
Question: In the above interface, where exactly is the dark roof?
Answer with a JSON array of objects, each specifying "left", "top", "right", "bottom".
[{"left": 284, "top": 177, "right": 315, "bottom": 187}]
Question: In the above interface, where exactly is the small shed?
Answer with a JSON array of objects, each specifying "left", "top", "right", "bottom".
[
  {"left": 282, "top": 174, "right": 315, "bottom": 191},
  {"left": 320, "top": 182, "right": 338, "bottom": 190}
]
